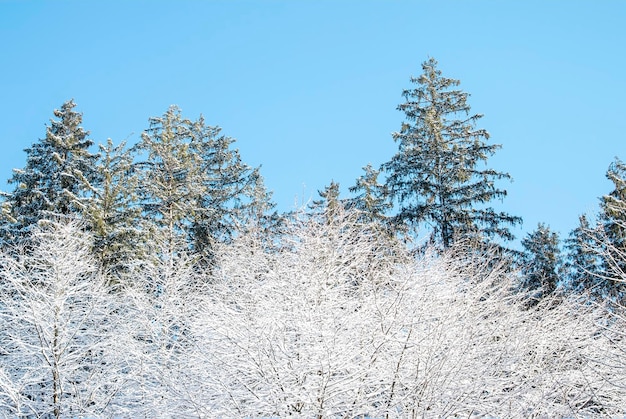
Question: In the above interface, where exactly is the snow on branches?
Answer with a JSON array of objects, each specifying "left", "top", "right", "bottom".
[{"left": 0, "top": 213, "right": 624, "bottom": 417}]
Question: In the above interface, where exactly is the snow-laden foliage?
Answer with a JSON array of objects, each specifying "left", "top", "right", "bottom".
[
  {"left": 193, "top": 212, "right": 626, "bottom": 418},
  {"left": 0, "top": 220, "right": 133, "bottom": 418},
  {"left": 0, "top": 214, "right": 625, "bottom": 417}
]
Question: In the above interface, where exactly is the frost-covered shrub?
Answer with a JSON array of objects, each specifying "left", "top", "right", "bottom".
[
  {"left": 0, "top": 214, "right": 625, "bottom": 418},
  {"left": 186, "top": 211, "right": 626, "bottom": 418},
  {"left": 0, "top": 220, "right": 134, "bottom": 418}
]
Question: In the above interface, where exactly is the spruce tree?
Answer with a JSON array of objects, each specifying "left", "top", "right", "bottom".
[
  {"left": 133, "top": 106, "right": 205, "bottom": 257},
  {"left": 134, "top": 106, "right": 274, "bottom": 262},
  {"left": 563, "top": 215, "right": 603, "bottom": 295},
  {"left": 596, "top": 158, "right": 626, "bottom": 300},
  {"left": 0, "top": 100, "right": 97, "bottom": 244},
  {"left": 311, "top": 180, "right": 343, "bottom": 225},
  {"left": 519, "top": 223, "right": 562, "bottom": 302},
  {"left": 348, "top": 164, "right": 392, "bottom": 226},
  {"left": 189, "top": 120, "right": 273, "bottom": 256},
  {"left": 89, "top": 139, "right": 144, "bottom": 282},
  {"left": 382, "top": 58, "right": 521, "bottom": 249}
]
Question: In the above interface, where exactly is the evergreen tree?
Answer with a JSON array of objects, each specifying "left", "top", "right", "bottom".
[
  {"left": 238, "top": 167, "right": 283, "bottom": 248},
  {"left": 562, "top": 160, "right": 626, "bottom": 303},
  {"left": 596, "top": 158, "right": 626, "bottom": 301},
  {"left": 89, "top": 139, "right": 145, "bottom": 282},
  {"left": 311, "top": 180, "right": 343, "bottom": 224},
  {"left": 189, "top": 120, "right": 273, "bottom": 257},
  {"left": 599, "top": 159, "right": 626, "bottom": 272},
  {"left": 0, "top": 100, "right": 97, "bottom": 244},
  {"left": 563, "top": 215, "right": 603, "bottom": 295},
  {"left": 134, "top": 106, "right": 274, "bottom": 262},
  {"left": 382, "top": 58, "right": 521, "bottom": 249},
  {"left": 133, "top": 106, "right": 205, "bottom": 257},
  {"left": 348, "top": 164, "right": 392, "bottom": 226},
  {"left": 519, "top": 223, "right": 562, "bottom": 302}
]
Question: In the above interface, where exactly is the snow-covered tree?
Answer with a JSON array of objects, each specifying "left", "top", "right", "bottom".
[
  {"left": 134, "top": 106, "right": 274, "bottom": 263},
  {"left": 189, "top": 119, "right": 274, "bottom": 259},
  {"left": 0, "top": 220, "right": 132, "bottom": 418},
  {"left": 382, "top": 58, "right": 521, "bottom": 249},
  {"left": 597, "top": 158, "right": 626, "bottom": 298},
  {"left": 348, "top": 163, "right": 392, "bottom": 226},
  {"left": 89, "top": 139, "right": 145, "bottom": 284},
  {"left": 0, "top": 100, "right": 97, "bottom": 245},
  {"left": 563, "top": 214, "right": 603, "bottom": 295},
  {"left": 562, "top": 158, "right": 626, "bottom": 303},
  {"left": 519, "top": 223, "right": 563, "bottom": 302},
  {"left": 116, "top": 246, "right": 210, "bottom": 417},
  {"left": 133, "top": 106, "right": 206, "bottom": 258},
  {"left": 185, "top": 209, "right": 625, "bottom": 417}
]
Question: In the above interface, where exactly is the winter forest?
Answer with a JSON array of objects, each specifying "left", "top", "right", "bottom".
[{"left": 0, "top": 58, "right": 625, "bottom": 418}]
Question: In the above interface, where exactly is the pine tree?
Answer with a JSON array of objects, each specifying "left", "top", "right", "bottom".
[
  {"left": 563, "top": 215, "right": 603, "bottom": 295},
  {"left": 382, "top": 58, "right": 521, "bottom": 249},
  {"left": 133, "top": 106, "right": 205, "bottom": 257},
  {"left": 189, "top": 120, "right": 273, "bottom": 257},
  {"left": 348, "top": 164, "right": 392, "bottom": 226},
  {"left": 519, "top": 223, "right": 562, "bottom": 302},
  {"left": 596, "top": 158, "right": 626, "bottom": 301},
  {"left": 0, "top": 100, "right": 97, "bottom": 244},
  {"left": 89, "top": 139, "right": 145, "bottom": 282}
]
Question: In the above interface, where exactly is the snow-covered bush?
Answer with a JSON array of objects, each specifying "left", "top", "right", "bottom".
[
  {"left": 0, "top": 220, "right": 134, "bottom": 418},
  {"left": 0, "top": 213, "right": 624, "bottom": 417},
  {"left": 188, "top": 211, "right": 626, "bottom": 417}
]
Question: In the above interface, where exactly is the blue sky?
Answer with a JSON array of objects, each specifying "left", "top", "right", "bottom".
[{"left": 1, "top": 1, "right": 624, "bottom": 246}]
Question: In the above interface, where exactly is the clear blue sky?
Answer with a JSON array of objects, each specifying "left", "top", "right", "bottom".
[{"left": 1, "top": 1, "right": 624, "bottom": 246}]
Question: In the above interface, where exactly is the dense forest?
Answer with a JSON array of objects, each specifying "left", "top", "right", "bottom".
[{"left": 0, "top": 59, "right": 624, "bottom": 418}]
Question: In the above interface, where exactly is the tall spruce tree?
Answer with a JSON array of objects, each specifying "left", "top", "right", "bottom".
[
  {"left": 189, "top": 120, "right": 273, "bottom": 256},
  {"left": 597, "top": 158, "right": 626, "bottom": 300},
  {"left": 382, "top": 58, "right": 521, "bottom": 249},
  {"left": 0, "top": 100, "right": 97, "bottom": 244},
  {"left": 134, "top": 106, "right": 274, "bottom": 261},
  {"left": 89, "top": 139, "right": 145, "bottom": 282},
  {"left": 133, "top": 106, "right": 206, "bottom": 257}
]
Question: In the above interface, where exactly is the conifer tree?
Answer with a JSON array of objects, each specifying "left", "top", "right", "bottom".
[
  {"left": 563, "top": 215, "right": 602, "bottom": 295},
  {"left": 311, "top": 180, "right": 343, "bottom": 225},
  {"left": 519, "top": 223, "right": 562, "bottom": 302},
  {"left": 348, "top": 164, "right": 392, "bottom": 226},
  {"left": 89, "top": 139, "right": 144, "bottom": 282},
  {"left": 382, "top": 58, "right": 521, "bottom": 249},
  {"left": 133, "top": 106, "right": 205, "bottom": 257},
  {"left": 562, "top": 160, "right": 626, "bottom": 302},
  {"left": 594, "top": 158, "right": 626, "bottom": 301},
  {"left": 599, "top": 159, "right": 626, "bottom": 277},
  {"left": 0, "top": 100, "right": 97, "bottom": 244},
  {"left": 134, "top": 106, "right": 274, "bottom": 262},
  {"left": 189, "top": 121, "right": 273, "bottom": 256}
]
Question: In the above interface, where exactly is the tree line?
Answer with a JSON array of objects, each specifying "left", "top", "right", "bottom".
[{"left": 2, "top": 58, "right": 622, "bottom": 304}]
